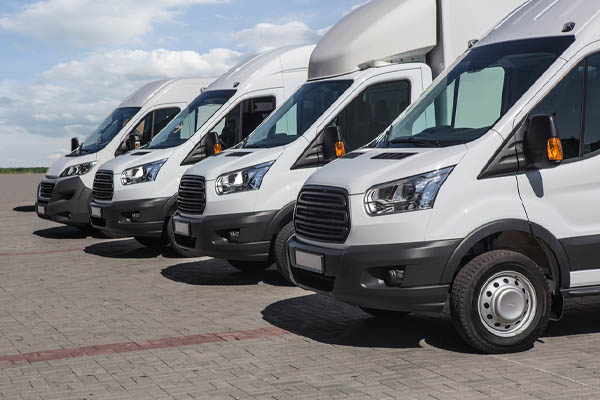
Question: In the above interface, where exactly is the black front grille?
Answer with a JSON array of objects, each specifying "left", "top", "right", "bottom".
[
  {"left": 178, "top": 175, "right": 206, "bottom": 215},
  {"left": 39, "top": 182, "right": 55, "bottom": 199},
  {"left": 291, "top": 267, "right": 335, "bottom": 293},
  {"left": 93, "top": 170, "right": 114, "bottom": 201},
  {"left": 295, "top": 186, "right": 350, "bottom": 243}
]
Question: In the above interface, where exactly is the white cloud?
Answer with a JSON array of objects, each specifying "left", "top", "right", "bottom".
[
  {"left": 231, "top": 21, "right": 325, "bottom": 53},
  {"left": 0, "top": 47, "right": 242, "bottom": 166},
  {"left": 0, "top": 0, "right": 230, "bottom": 46}
]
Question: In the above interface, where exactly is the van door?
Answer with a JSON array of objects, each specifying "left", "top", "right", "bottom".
[{"left": 517, "top": 53, "right": 600, "bottom": 283}]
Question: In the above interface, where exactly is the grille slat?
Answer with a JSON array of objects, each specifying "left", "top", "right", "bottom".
[
  {"left": 178, "top": 175, "right": 206, "bottom": 215},
  {"left": 93, "top": 170, "right": 114, "bottom": 201},
  {"left": 294, "top": 187, "right": 350, "bottom": 243},
  {"left": 39, "top": 182, "right": 55, "bottom": 199}
]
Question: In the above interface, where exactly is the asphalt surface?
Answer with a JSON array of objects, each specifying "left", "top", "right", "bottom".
[{"left": 2, "top": 173, "right": 600, "bottom": 399}]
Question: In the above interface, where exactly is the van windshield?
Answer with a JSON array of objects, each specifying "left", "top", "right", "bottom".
[
  {"left": 381, "top": 36, "right": 575, "bottom": 149},
  {"left": 79, "top": 107, "right": 141, "bottom": 153},
  {"left": 243, "top": 80, "right": 353, "bottom": 149},
  {"left": 147, "top": 89, "right": 236, "bottom": 149}
]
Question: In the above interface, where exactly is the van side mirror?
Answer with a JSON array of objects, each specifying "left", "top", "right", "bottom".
[
  {"left": 205, "top": 132, "right": 222, "bottom": 156},
  {"left": 127, "top": 132, "right": 142, "bottom": 151},
  {"left": 71, "top": 137, "right": 79, "bottom": 152},
  {"left": 524, "top": 115, "right": 563, "bottom": 169},
  {"left": 322, "top": 126, "right": 345, "bottom": 161}
]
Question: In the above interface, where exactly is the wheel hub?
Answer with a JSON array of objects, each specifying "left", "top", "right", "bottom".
[{"left": 478, "top": 271, "right": 537, "bottom": 337}]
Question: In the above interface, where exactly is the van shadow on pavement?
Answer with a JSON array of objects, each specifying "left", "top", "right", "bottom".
[
  {"left": 85, "top": 239, "right": 163, "bottom": 259},
  {"left": 34, "top": 225, "right": 104, "bottom": 239},
  {"left": 13, "top": 205, "right": 35, "bottom": 212},
  {"left": 161, "top": 260, "right": 293, "bottom": 287},
  {"left": 263, "top": 294, "right": 600, "bottom": 353},
  {"left": 262, "top": 294, "right": 473, "bottom": 353}
]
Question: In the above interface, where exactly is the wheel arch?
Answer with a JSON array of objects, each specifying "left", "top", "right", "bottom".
[{"left": 442, "top": 219, "right": 571, "bottom": 290}]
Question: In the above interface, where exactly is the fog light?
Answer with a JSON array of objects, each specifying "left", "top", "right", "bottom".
[
  {"left": 228, "top": 230, "right": 240, "bottom": 242},
  {"left": 383, "top": 269, "right": 405, "bottom": 287},
  {"left": 131, "top": 212, "right": 141, "bottom": 222}
]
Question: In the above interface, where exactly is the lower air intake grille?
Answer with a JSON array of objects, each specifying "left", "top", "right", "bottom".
[
  {"left": 93, "top": 170, "right": 114, "bottom": 201},
  {"left": 295, "top": 186, "right": 350, "bottom": 243},
  {"left": 178, "top": 175, "right": 206, "bottom": 215}
]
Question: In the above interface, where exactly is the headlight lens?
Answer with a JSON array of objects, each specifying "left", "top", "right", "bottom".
[
  {"left": 59, "top": 161, "right": 97, "bottom": 177},
  {"left": 364, "top": 166, "right": 454, "bottom": 216},
  {"left": 120, "top": 160, "right": 167, "bottom": 186},
  {"left": 215, "top": 161, "right": 274, "bottom": 195}
]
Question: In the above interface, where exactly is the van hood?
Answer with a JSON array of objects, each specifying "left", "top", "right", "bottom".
[
  {"left": 99, "top": 148, "right": 176, "bottom": 174},
  {"left": 47, "top": 153, "right": 97, "bottom": 178},
  {"left": 306, "top": 146, "right": 468, "bottom": 195},
  {"left": 185, "top": 147, "right": 285, "bottom": 181}
]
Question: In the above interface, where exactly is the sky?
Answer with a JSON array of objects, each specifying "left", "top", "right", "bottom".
[{"left": 0, "top": 0, "right": 369, "bottom": 167}]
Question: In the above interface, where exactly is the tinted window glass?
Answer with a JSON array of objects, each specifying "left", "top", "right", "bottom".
[
  {"left": 327, "top": 80, "right": 410, "bottom": 151},
  {"left": 584, "top": 54, "right": 600, "bottom": 155},
  {"left": 530, "top": 62, "right": 584, "bottom": 160},
  {"left": 131, "top": 112, "right": 153, "bottom": 145},
  {"left": 153, "top": 108, "right": 180, "bottom": 138},
  {"left": 244, "top": 81, "right": 353, "bottom": 148}
]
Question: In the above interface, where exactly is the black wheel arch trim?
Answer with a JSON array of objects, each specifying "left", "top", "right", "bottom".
[
  {"left": 159, "top": 193, "right": 179, "bottom": 225},
  {"left": 442, "top": 219, "right": 571, "bottom": 290},
  {"left": 264, "top": 201, "right": 296, "bottom": 242}
]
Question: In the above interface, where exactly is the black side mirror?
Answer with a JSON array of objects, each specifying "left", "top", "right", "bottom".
[
  {"left": 127, "top": 132, "right": 142, "bottom": 151},
  {"left": 524, "top": 114, "right": 563, "bottom": 169},
  {"left": 322, "top": 126, "right": 345, "bottom": 161},
  {"left": 205, "top": 132, "right": 222, "bottom": 156},
  {"left": 71, "top": 137, "right": 79, "bottom": 152}
]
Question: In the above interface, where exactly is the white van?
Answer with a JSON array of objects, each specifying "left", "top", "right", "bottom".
[
  {"left": 89, "top": 46, "right": 313, "bottom": 249},
  {"left": 172, "top": 0, "right": 524, "bottom": 278},
  {"left": 36, "top": 78, "right": 211, "bottom": 230},
  {"left": 287, "top": 0, "right": 600, "bottom": 353}
]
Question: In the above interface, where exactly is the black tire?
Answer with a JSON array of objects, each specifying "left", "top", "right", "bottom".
[
  {"left": 273, "top": 221, "right": 295, "bottom": 283},
  {"left": 450, "top": 250, "right": 551, "bottom": 354},
  {"left": 228, "top": 260, "right": 272, "bottom": 273},
  {"left": 360, "top": 308, "right": 410, "bottom": 319},
  {"left": 134, "top": 236, "right": 166, "bottom": 249},
  {"left": 166, "top": 214, "right": 199, "bottom": 258}
]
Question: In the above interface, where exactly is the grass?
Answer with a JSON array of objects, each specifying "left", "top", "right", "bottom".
[{"left": 0, "top": 167, "right": 48, "bottom": 174}]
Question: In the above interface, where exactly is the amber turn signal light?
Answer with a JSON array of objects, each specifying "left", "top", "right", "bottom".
[
  {"left": 214, "top": 143, "right": 222, "bottom": 155},
  {"left": 335, "top": 141, "right": 345, "bottom": 157},
  {"left": 547, "top": 137, "right": 563, "bottom": 162}
]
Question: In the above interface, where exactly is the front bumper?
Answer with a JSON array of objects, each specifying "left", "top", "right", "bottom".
[
  {"left": 287, "top": 236, "right": 460, "bottom": 313},
  {"left": 172, "top": 210, "right": 278, "bottom": 261},
  {"left": 89, "top": 197, "right": 172, "bottom": 237},
  {"left": 36, "top": 177, "right": 92, "bottom": 228}
]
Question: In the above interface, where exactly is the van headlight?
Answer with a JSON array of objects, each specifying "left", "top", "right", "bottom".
[
  {"left": 364, "top": 166, "right": 454, "bottom": 216},
  {"left": 120, "top": 160, "right": 167, "bottom": 185},
  {"left": 215, "top": 161, "right": 274, "bottom": 195},
  {"left": 59, "top": 161, "right": 97, "bottom": 177}
]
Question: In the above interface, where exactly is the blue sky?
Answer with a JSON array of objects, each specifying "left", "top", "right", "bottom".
[{"left": 0, "top": 0, "right": 367, "bottom": 167}]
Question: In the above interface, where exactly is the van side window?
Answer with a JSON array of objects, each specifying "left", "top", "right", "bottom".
[
  {"left": 327, "top": 80, "right": 411, "bottom": 152},
  {"left": 152, "top": 108, "right": 180, "bottom": 139},
  {"left": 584, "top": 54, "right": 600, "bottom": 155},
  {"left": 210, "top": 97, "right": 276, "bottom": 149},
  {"left": 131, "top": 113, "right": 153, "bottom": 145},
  {"left": 530, "top": 62, "right": 584, "bottom": 160}
]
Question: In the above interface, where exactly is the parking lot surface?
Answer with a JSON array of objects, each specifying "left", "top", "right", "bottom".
[{"left": 2, "top": 174, "right": 600, "bottom": 399}]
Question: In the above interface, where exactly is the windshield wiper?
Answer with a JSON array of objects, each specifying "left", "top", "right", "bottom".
[{"left": 390, "top": 137, "right": 441, "bottom": 147}]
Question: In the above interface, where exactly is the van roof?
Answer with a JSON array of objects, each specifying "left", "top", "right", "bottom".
[
  {"left": 118, "top": 78, "right": 215, "bottom": 108},
  {"left": 206, "top": 45, "right": 315, "bottom": 92},
  {"left": 477, "top": 0, "right": 600, "bottom": 47}
]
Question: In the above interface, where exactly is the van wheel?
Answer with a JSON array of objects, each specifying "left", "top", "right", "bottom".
[
  {"left": 228, "top": 260, "right": 272, "bottom": 272},
  {"left": 360, "top": 308, "right": 409, "bottom": 319},
  {"left": 274, "top": 221, "right": 295, "bottom": 283},
  {"left": 166, "top": 214, "right": 198, "bottom": 258},
  {"left": 134, "top": 236, "right": 166, "bottom": 248},
  {"left": 450, "top": 250, "right": 551, "bottom": 354}
]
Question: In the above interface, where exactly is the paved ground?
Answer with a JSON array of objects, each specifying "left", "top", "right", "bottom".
[{"left": 2, "top": 174, "right": 600, "bottom": 399}]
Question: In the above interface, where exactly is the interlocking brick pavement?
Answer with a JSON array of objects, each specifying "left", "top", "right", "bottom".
[{"left": 2, "top": 174, "right": 600, "bottom": 399}]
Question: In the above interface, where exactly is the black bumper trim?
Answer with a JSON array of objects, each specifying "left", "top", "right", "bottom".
[
  {"left": 172, "top": 210, "right": 279, "bottom": 261},
  {"left": 89, "top": 197, "right": 172, "bottom": 237},
  {"left": 287, "top": 236, "right": 459, "bottom": 313},
  {"left": 36, "top": 177, "right": 92, "bottom": 227}
]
